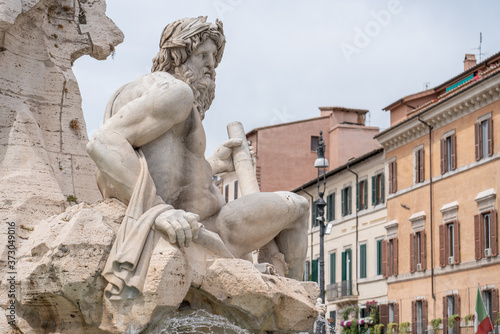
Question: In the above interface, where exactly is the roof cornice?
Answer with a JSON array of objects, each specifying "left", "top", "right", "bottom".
[{"left": 377, "top": 72, "right": 500, "bottom": 152}]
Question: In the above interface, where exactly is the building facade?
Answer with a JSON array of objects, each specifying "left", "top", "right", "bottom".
[{"left": 375, "top": 53, "right": 500, "bottom": 333}]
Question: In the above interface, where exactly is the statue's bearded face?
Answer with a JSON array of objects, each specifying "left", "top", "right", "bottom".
[{"left": 174, "top": 38, "right": 217, "bottom": 120}]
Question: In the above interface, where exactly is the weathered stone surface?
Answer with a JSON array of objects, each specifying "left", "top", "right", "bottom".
[
  {"left": 0, "top": 0, "right": 123, "bottom": 228},
  {"left": 0, "top": 201, "right": 318, "bottom": 333}
]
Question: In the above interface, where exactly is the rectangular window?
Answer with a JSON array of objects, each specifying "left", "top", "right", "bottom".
[
  {"left": 384, "top": 238, "right": 398, "bottom": 277},
  {"left": 475, "top": 115, "right": 493, "bottom": 160},
  {"left": 233, "top": 180, "right": 238, "bottom": 200},
  {"left": 341, "top": 249, "right": 352, "bottom": 282},
  {"left": 441, "top": 133, "right": 457, "bottom": 174},
  {"left": 440, "top": 221, "right": 460, "bottom": 266},
  {"left": 311, "top": 200, "right": 318, "bottom": 228},
  {"left": 389, "top": 303, "right": 394, "bottom": 323},
  {"left": 224, "top": 184, "right": 229, "bottom": 203},
  {"left": 416, "top": 300, "right": 423, "bottom": 334},
  {"left": 447, "top": 295, "right": 456, "bottom": 334},
  {"left": 474, "top": 210, "right": 497, "bottom": 259},
  {"left": 341, "top": 186, "right": 352, "bottom": 216},
  {"left": 311, "top": 258, "right": 319, "bottom": 283},
  {"left": 359, "top": 244, "right": 367, "bottom": 279},
  {"left": 389, "top": 239, "right": 394, "bottom": 276},
  {"left": 415, "top": 147, "right": 425, "bottom": 183},
  {"left": 448, "top": 223, "right": 455, "bottom": 258},
  {"left": 372, "top": 173, "right": 385, "bottom": 205},
  {"left": 388, "top": 160, "right": 397, "bottom": 194},
  {"left": 330, "top": 253, "right": 336, "bottom": 284},
  {"left": 377, "top": 239, "right": 383, "bottom": 275},
  {"left": 311, "top": 136, "right": 319, "bottom": 152},
  {"left": 327, "top": 193, "right": 335, "bottom": 221},
  {"left": 416, "top": 232, "right": 422, "bottom": 265},
  {"left": 357, "top": 180, "right": 368, "bottom": 211}
]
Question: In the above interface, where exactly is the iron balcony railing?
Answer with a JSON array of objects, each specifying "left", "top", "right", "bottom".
[{"left": 326, "top": 280, "right": 353, "bottom": 301}]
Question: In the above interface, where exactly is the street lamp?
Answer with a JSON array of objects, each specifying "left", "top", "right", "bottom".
[{"left": 315, "top": 131, "right": 329, "bottom": 334}]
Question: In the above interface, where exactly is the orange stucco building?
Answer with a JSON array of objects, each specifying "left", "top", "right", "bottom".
[{"left": 376, "top": 53, "right": 500, "bottom": 333}]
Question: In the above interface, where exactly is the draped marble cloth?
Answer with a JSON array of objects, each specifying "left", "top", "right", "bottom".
[{"left": 102, "top": 149, "right": 172, "bottom": 300}]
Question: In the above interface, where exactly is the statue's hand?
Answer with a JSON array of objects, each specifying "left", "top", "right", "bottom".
[
  {"left": 154, "top": 210, "right": 200, "bottom": 248},
  {"left": 208, "top": 138, "right": 242, "bottom": 175}
]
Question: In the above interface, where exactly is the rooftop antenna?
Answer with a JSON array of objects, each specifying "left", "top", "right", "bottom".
[
  {"left": 472, "top": 32, "right": 487, "bottom": 62},
  {"left": 423, "top": 81, "right": 430, "bottom": 90}
]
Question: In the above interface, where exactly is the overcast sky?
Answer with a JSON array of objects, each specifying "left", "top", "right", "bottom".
[{"left": 73, "top": 0, "right": 500, "bottom": 155}]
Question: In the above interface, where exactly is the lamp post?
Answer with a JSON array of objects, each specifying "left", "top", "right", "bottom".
[{"left": 315, "top": 131, "right": 329, "bottom": 334}]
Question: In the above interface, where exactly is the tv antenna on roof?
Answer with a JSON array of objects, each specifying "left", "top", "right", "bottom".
[{"left": 472, "top": 32, "right": 487, "bottom": 62}]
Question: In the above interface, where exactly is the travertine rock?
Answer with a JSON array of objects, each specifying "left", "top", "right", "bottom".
[
  {"left": 0, "top": 0, "right": 123, "bottom": 228},
  {"left": 0, "top": 201, "right": 318, "bottom": 333}
]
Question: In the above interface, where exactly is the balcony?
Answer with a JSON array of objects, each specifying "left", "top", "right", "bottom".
[{"left": 326, "top": 280, "right": 357, "bottom": 304}]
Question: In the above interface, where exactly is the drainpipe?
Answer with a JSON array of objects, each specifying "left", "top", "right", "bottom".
[
  {"left": 299, "top": 187, "right": 315, "bottom": 280},
  {"left": 418, "top": 116, "right": 435, "bottom": 301},
  {"left": 346, "top": 163, "right": 359, "bottom": 296}
]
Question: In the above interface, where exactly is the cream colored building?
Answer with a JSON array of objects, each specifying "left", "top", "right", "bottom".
[{"left": 293, "top": 148, "right": 388, "bottom": 330}]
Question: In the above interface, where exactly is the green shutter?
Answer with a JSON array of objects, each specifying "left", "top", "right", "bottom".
[
  {"left": 372, "top": 176, "right": 377, "bottom": 206},
  {"left": 356, "top": 182, "right": 360, "bottom": 211},
  {"left": 330, "top": 253, "right": 336, "bottom": 284},
  {"left": 360, "top": 244, "right": 367, "bottom": 278},
  {"left": 377, "top": 240, "right": 383, "bottom": 275},
  {"left": 327, "top": 194, "right": 332, "bottom": 221},
  {"left": 347, "top": 249, "right": 352, "bottom": 281},
  {"left": 363, "top": 181, "right": 368, "bottom": 209},
  {"left": 380, "top": 173, "right": 385, "bottom": 203},
  {"left": 331, "top": 193, "right": 335, "bottom": 220},
  {"left": 312, "top": 258, "right": 319, "bottom": 282},
  {"left": 348, "top": 186, "right": 352, "bottom": 214},
  {"left": 341, "top": 251, "right": 347, "bottom": 281},
  {"left": 312, "top": 200, "right": 317, "bottom": 227},
  {"left": 341, "top": 189, "right": 345, "bottom": 216}
]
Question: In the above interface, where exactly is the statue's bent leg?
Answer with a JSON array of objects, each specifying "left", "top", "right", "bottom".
[{"left": 206, "top": 191, "right": 308, "bottom": 280}]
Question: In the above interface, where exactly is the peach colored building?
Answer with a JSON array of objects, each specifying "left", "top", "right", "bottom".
[
  {"left": 220, "top": 107, "right": 380, "bottom": 200},
  {"left": 376, "top": 53, "right": 500, "bottom": 334}
]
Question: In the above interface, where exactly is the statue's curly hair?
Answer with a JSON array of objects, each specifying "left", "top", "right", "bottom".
[{"left": 151, "top": 16, "right": 225, "bottom": 73}]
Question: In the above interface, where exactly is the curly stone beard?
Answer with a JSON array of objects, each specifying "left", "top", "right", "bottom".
[{"left": 173, "top": 63, "right": 216, "bottom": 120}]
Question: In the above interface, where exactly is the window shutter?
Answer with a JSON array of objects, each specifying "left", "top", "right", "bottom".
[
  {"left": 492, "top": 289, "right": 499, "bottom": 328},
  {"left": 422, "top": 300, "right": 428, "bottom": 333},
  {"left": 312, "top": 258, "right": 318, "bottom": 282},
  {"left": 393, "top": 161, "right": 397, "bottom": 192},
  {"left": 410, "top": 233, "right": 415, "bottom": 273},
  {"left": 394, "top": 303, "right": 400, "bottom": 324},
  {"left": 360, "top": 244, "right": 367, "bottom": 279},
  {"left": 421, "top": 232, "right": 427, "bottom": 270},
  {"left": 356, "top": 182, "right": 360, "bottom": 212},
  {"left": 411, "top": 301, "right": 417, "bottom": 334},
  {"left": 363, "top": 181, "right": 368, "bottom": 209},
  {"left": 341, "top": 251, "right": 347, "bottom": 281},
  {"left": 415, "top": 150, "right": 419, "bottom": 183},
  {"left": 451, "top": 133, "right": 457, "bottom": 170},
  {"left": 380, "top": 304, "right": 389, "bottom": 327},
  {"left": 347, "top": 249, "right": 352, "bottom": 281},
  {"left": 443, "top": 296, "right": 448, "bottom": 334},
  {"left": 330, "top": 253, "right": 336, "bottom": 284},
  {"left": 474, "top": 214, "right": 481, "bottom": 260},
  {"left": 348, "top": 186, "right": 352, "bottom": 215},
  {"left": 475, "top": 122, "right": 481, "bottom": 161},
  {"left": 441, "top": 138, "right": 446, "bottom": 174},
  {"left": 440, "top": 224, "right": 446, "bottom": 267},
  {"left": 312, "top": 200, "right": 317, "bottom": 228},
  {"left": 454, "top": 221, "right": 460, "bottom": 264},
  {"left": 491, "top": 209, "right": 498, "bottom": 256},
  {"left": 487, "top": 117, "right": 493, "bottom": 156},
  {"left": 372, "top": 176, "right": 377, "bottom": 206},
  {"left": 382, "top": 240, "right": 387, "bottom": 278},
  {"left": 326, "top": 194, "right": 332, "bottom": 221},
  {"left": 341, "top": 191, "right": 345, "bottom": 216},
  {"left": 455, "top": 295, "right": 461, "bottom": 334},
  {"left": 389, "top": 162, "right": 393, "bottom": 194},
  {"left": 419, "top": 148, "right": 425, "bottom": 182},
  {"left": 393, "top": 237, "right": 398, "bottom": 276},
  {"left": 381, "top": 173, "right": 385, "bottom": 203}
]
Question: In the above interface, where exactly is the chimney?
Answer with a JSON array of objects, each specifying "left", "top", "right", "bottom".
[{"left": 464, "top": 54, "right": 477, "bottom": 71}]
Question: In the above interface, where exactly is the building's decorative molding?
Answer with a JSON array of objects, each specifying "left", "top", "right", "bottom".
[
  {"left": 440, "top": 201, "right": 459, "bottom": 224},
  {"left": 475, "top": 188, "right": 496, "bottom": 213},
  {"left": 409, "top": 211, "right": 426, "bottom": 232},
  {"left": 378, "top": 76, "right": 500, "bottom": 152},
  {"left": 384, "top": 220, "right": 398, "bottom": 239}
]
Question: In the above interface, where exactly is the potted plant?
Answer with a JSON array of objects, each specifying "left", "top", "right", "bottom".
[
  {"left": 375, "top": 324, "right": 385, "bottom": 334},
  {"left": 464, "top": 314, "right": 475, "bottom": 327},
  {"left": 448, "top": 314, "right": 461, "bottom": 329},
  {"left": 399, "top": 321, "right": 410, "bottom": 334},
  {"left": 387, "top": 322, "right": 398, "bottom": 334},
  {"left": 431, "top": 318, "right": 442, "bottom": 333}
]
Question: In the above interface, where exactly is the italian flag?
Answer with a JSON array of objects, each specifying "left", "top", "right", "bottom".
[{"left": 475, "top": 287, "right": 494, "bottom": 334}]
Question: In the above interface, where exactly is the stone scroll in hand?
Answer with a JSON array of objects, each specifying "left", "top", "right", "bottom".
[{"left": 226, "top": 121, "right": 260, "bottom": 196}]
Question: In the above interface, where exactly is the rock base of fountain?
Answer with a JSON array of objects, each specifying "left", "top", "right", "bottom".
[{"left": 0, "top": 200, "right": 318, "bottom": 333}]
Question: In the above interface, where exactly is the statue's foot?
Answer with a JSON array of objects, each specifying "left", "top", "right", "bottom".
[{"left": 254, "top": 262, "right": 276, "bottom": 275}]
